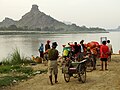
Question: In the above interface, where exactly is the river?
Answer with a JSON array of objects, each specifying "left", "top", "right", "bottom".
[{"left": 0, "top": 31, "right": 120, "bottom": 61}]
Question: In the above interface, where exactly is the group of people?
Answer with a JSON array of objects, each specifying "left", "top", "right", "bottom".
[
  {"left": 38, "top": 39, "right": 113, "bottom": 85},
  {"left": 62, "top": 40, "right": 97, "bottom": 70},
  {"left": 62, "top": 40, "right": 86, "bottom": 61},
  {"left": 38, "top": 40, "right": 51, "bottom": 59},
  {"left": 62, "top": 39, "right": 113, "bottom": 71}
]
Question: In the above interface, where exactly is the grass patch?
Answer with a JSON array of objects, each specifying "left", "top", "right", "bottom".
[
  {"left": 0, "top": 65, "right": 47, "bottom": 87},
  {"left": 0, "top": 65, "right": 33, "bottom": 75},
  {"left": 16, "top": 66, "right": 33, "bottom": 75},
  {"left": 0, "top": 48, "right": 48, "bottom": 88},
  {"left": 0, "top": 75, "right": 28, "bottom": 87},
  {"left": 0, "top": 68, "right": 47, "bottom": 87}
]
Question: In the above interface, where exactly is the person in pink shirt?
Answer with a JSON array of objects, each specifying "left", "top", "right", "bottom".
[{"left": 100, "top": 41, "right": 109, "bottom": 71}]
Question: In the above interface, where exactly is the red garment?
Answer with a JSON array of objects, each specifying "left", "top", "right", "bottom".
[{"left": 100, "top": 45, "right": 109, "bottom": 58}]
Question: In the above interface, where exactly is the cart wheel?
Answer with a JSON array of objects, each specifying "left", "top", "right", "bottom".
[
  {"left": 64, "top": 73, "right": 70, "bottom": 82},
  {"left": 78, "top": 64, "right": 86, "bottom": 83}
]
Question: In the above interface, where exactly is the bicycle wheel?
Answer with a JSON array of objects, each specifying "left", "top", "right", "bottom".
[
  {"left": 78, "top": 64, "right": 86, "bottom": 83},
  {"left": 64, "top": 73, "right": 70, "bottom": 82},
  {"left": 86, "top": 59, "right": 93, "bottom": 72}
]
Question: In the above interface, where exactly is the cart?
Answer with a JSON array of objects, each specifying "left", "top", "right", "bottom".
[{"left": 62, "top": 58, "right": 87, "bottom": 83}]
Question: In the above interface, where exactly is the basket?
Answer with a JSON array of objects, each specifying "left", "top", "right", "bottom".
[{"left": 35, "top": 57, "right": 42, "bottom": 63}]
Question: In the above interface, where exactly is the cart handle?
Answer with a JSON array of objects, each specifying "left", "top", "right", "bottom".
[{"left": 71, "top": 59, "right": 87, "bottom": 64}]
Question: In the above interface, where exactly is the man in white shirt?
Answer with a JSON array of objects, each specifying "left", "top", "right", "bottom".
[
  {"left": 78, "top": 40, "right": 86, "bottom": 61},
  {"left": 107, "top": 40, "right": 113, "bottom": 61}
]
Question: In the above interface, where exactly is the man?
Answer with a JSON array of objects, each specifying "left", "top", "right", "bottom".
[
  {"left": 91, "top": 46, "right": 97, "bottom": 70},
  {"left": 78, "top": 40, "right": 86, "bottom": 60},
  {"left": 73, "top": 42, "right": 79, "bottom": 55},
  {"left": 107, "top": 40, "right": 113, "bottom": 61},
  {"left": 44, "top": 40, "right": 51, "bottom": 61},
  {"left": 45, "top": 40, "right": 51, "bottom": 51},
  {"left": 38, "top": 43, "right": 44, "bottom": 58},
  {"left": 48, "top": 42, "right": 59, "bottom": 85},
  {"left": 62, "top": 43, "right": 71, "bottom": 60},
  {"left": 100, "top": 41, "right": 109, "bottom": 71}
]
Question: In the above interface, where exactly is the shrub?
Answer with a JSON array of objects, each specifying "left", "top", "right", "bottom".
[{"left": 2, "top": 48, "right": 34, "bottom": 65}]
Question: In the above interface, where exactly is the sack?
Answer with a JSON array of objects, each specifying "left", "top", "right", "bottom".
[{"left": 91, "top": 48, "right": 97, "bottom": 55}]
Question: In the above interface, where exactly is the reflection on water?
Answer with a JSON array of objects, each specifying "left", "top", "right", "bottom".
[{"left": 0, "top": 32, "right": 120, "bottom": 61}]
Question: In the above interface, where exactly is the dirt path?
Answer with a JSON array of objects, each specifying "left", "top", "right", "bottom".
[{"left": 5, "top": 55, "right": 120, "bottom": 90}]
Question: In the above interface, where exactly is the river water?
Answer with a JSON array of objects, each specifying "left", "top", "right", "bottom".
[{"left": 0, "top": 31, "right": 120, "bottom": 61}]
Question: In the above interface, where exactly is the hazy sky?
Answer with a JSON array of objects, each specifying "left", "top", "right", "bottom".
[{"left": 0, "top": 0, "right": 120, "bottom": 29}]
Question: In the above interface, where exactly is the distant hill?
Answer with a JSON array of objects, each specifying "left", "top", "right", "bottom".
[
  {"left": 0, "top": 17, "right": 16, "bottom": 28},
  {"left": 0, "top": 4, "right": 106, "bottom": 32},
  {"left": 107, "top": 26, "right": 120, "bottom": 31},
  {"left": 116, "top": 26, "right": 120, "bottom": 31}
]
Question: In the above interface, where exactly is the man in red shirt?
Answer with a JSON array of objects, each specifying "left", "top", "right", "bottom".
[{"left": 100, "top": 41, "right": 109, "bottom": 71}]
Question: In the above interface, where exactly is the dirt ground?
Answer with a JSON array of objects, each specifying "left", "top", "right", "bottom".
[{"left": 3, "top": 55, "right": 120, "bottom": 90}]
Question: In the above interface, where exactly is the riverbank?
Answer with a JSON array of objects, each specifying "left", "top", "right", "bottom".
[{"left": 1, "top": 54, "right": 120, "bottom": 90}]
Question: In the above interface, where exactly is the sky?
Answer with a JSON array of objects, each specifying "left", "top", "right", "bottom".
[{"left": 0, "top": 0, "right": 120, "bottom": 29}]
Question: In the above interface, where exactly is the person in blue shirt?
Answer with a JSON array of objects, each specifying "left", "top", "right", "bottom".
[{"left": 38, "top": 43, "right": 44, "bottom": 58}]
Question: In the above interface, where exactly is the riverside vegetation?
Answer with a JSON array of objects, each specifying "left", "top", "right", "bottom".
[{"left": 0, "top": 48, "right": 47, "bottom": 89}]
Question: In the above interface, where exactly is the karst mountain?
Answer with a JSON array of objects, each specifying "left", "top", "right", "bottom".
[{"left": 0, "top": 4, "right": 105, "bottom": 32}]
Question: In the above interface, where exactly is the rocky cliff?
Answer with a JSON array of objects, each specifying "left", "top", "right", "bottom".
[
  {"left": 0, "top": 4, "right": 106, "bottom": 32},
  {"left": 16, "top": 4, "right": 66, "bottom": 30}
]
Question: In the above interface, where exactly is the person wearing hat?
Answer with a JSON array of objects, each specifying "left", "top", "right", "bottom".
[
  {"left": 48, "top": 42, "right": 59, "bottom": 85},
  {"left": 62, "top": 43, "right": 71, "bottom": 60},
  {"left": 45, "top": 40, "right": 51, "bottom": 51},
  {"left": 78, "top": 40, "right": 86, "bottom": 61},
  {"left": 44, "top": 40, "right": 51, "bottom": 61}
]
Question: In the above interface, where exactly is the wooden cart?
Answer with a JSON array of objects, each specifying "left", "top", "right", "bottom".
[{"left": 62, "top": 59, "right": 87, "bottom": 83}]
